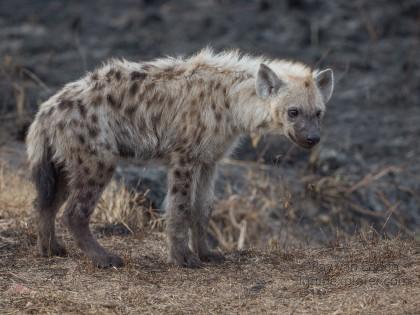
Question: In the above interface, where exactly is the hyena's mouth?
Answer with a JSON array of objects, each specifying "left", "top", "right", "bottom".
[{"left": 287, "top": 132, "right": 313, "bottom": 149}]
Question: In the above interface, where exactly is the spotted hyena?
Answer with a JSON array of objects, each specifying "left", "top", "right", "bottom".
[{"left": 26, "top": 48, "right": 334, "bottom": 268}]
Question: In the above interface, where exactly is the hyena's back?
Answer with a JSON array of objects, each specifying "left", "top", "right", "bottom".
[{"left": 27, "top": 57, "right": 234, "bottom": 179}]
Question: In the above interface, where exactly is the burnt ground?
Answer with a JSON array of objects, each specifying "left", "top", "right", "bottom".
[{"left": 0, "top": 1, "right": 420, "bottom": 313}]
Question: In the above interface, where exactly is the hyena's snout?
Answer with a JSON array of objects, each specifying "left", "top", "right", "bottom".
[{"left": 305, "top": 131, "right": 320, "bottom": 147}]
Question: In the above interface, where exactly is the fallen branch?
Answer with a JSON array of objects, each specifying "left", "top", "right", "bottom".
[{"left": 347, "top": 166, "right": 401, "bottom": 194}]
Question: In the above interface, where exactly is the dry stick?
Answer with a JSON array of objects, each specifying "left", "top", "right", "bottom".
[
  {"left": 13, "top": 83, "right": 25, "bottom": 124},
  {"left": 380, "top": 202, "right": 399, "bottom": 233},
  {"left": 356, "top": 0, "right": 378, "bottom": 42},
  {"left": 209, "top": 219, "right": 231, "bottom": 250},
  {"left": 348, "top": 202, "right": 386, "bottom": 218},
  {"left": 313, "top": 47, "right": 332, "bottom": 70},
  {"left": 228, "top": 207, "right": 247, "bottom": 250},
  {"left": 347, "top": 166, "right": 401, "bottom": 194},
  {"left": 21, "top": 68, "right": 50, "bottom": 92}
]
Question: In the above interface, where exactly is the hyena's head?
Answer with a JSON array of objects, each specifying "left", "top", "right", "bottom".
[{"left": 256, "top": 63, "right": 334, "bottom": 149}]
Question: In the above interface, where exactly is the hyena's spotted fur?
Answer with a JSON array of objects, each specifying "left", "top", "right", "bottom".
[{"left": 26, "top": 48, "right": 334, "bottom": 268}]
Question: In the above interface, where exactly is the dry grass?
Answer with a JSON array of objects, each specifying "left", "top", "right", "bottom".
[{"left": 0, "top": 161, "right": 419, "bottom": 314}]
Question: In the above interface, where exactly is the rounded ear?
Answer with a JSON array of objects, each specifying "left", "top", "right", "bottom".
[
  {"left": 313, "top": 68, "right": 334, "bottom": 103},
  {"left": 256, "top": 64, "right": 284, "bottom": 99}
]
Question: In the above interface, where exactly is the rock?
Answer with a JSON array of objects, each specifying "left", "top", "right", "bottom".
[{"left": 114, "top": 164, "right": 167, "bottom": 210}]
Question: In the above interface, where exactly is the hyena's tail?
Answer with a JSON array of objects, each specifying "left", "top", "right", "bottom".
[{"left": 26, "top": 118, "right": 58, "bottom": 210}]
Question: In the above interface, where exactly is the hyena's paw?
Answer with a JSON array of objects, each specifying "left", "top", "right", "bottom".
[
  {"left": 199, "top": 250, "right": 225, "bottom": 264},
  {"left": 169, "top": 249, "right": 203, "bottom": 268},
  {"left": 92, "top": 253, "right": 124, "bottom": 268},
  {"left": 38, "top": 240, "right": 67, "bottom": 257}
]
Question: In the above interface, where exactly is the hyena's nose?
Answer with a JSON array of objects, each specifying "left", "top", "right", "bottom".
[{"left": 306, "top": 134, "right": 320, "bottom": 146}]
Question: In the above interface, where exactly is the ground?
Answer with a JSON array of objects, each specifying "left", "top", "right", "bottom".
[
  {"left": 1, "top": 217, "right": 419, "bottom": 314},
  {"left": 0, "top": 156, "right": 419, "bottom": 315}
]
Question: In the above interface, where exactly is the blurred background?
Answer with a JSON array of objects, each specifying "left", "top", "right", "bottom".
[{"left": 0, "top": 0, "right": 419, "bottom": 249}]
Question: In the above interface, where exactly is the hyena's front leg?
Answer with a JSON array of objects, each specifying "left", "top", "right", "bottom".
[
  {"left": 166, "top": 165, "right": 202, "bottom": 268},
  {"left": 191, "top": 163, "right": 225, "bottom": 263}
]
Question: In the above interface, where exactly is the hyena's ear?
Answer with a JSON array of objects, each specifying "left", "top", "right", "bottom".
[
  {"left": 256, "top": 64, "right": 284, "bottom": 99},
  {"left": 314, "top": 68, "right": 334, "bottom": 103}
]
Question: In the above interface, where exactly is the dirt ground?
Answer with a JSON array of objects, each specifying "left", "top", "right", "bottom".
[{"left": 1, "top": 218, "right": 419, "bottom": 314}]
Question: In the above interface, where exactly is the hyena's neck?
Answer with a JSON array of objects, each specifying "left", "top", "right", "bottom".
[{"left": 228, "top": 78, "right": 273, "bottom": 134}]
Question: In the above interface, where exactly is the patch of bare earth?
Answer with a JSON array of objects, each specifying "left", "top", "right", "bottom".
[{"left": 0, "top": 159, "right": 419, "bottom": 314}]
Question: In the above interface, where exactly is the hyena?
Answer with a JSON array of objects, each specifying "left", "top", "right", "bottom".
[{"left": 26, "top": 48, "right": 334, "bottom": 268}]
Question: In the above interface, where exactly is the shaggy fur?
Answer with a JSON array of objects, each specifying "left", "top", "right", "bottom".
[{"left": 26, "top": 48, "right": 334, "bottom": 268}]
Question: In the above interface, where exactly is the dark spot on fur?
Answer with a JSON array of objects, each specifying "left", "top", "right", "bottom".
[
  {"left": 81, "top": 207, "right": 90, "bottom": 215},
  {"left": 107, "top": 94, "right": 116, "bottom": 107},
  {"left": 104, "top": 143, "right": 112, "bottom": 151},
  {"left": 171, "top": 186, "right": 178, "bottom": 194},
  {"left": 97, "top": 161, "right": 105, "bottom": 171},
  {"left": 91, "top": 114, "right": 98, "bottom": 124},
  {"left": 199, "top": 91, "right": 205, "bottom": 99},
  {"left": 47, "top": 107, "right": 55, "bottom": 116},
  {"left": 211, "top": 103, "right": 216, "bottom": 111},
  {"left": 87, "top": 178, "right": 96, "bottom": 186},
  {"left": 184, "top": 170, "right": 191, "bottom": 178},
  {"left": 224, "top": 100, "right": 230, "bottom": 109},
  {"left": 117, "top": 141, "right": 135, "bottom": 158},
  {"left": 124, "top": 105, "right": 137, "bottom": 117},
  {"left": 215, "top": 112, "right": 222, "bottom": 121},
  {"left": 107, "top": 165, "right": 115, "bottom": 174},
  {"left": 58, "top": 100, "right": 73, "bottom": 111},
  {"left": 129, "top": 82, "right": 138, "bottom": 97},
  {"left": 179, "top": 157, "right": 186, "bottom": 166},
  {"left": 181, "top": 190, "right": 188, "bottom": 196},
  {"left": 91, "top": 72, "right": 99, "bottom": 81},
  {"left": 88, "top": 126, "right": 99, "bottom": 138},
  {"left": 304, "top": 80, "right": 310, "bottom": 87},
  {"left": 115, "top": 70, "right": 122, "bottom": 81},
  {"left": 57, "top": 121, "right": 65, "bottom": 131},
  {"left": 174, "top": 169, "right": 181, "bottom": 178},
  {"left": 151, "top": 112, "right": 162, "bottom": 127},
  {"left": 92, "top": 95, "right": 102, "bottom": 107},
  {"left": 83, "top": 166, "right": 90, "bottom": 175},
  {"left": 77, "top": 134, "right": 85, "bottom": 145},
  {"left": 184, "top": 182, "right": 190, "bottom": 189},
  {"left": 106, "top": 69, "right": 115, "bottom": 82},
  {"left": 77, "top": 101, "right": 86, "bottom": 118},
  {"left": 92, "top": 82, "right": 104, "bottom": 91},
  {"left": 77, "top": 156, "right": 83, "bottom": 165},
  {"left": 88, "top": 147, "right": 98, "bottom": 156},
  {"left": 130, "top": 71, "right": 147, "bottom": 81}
]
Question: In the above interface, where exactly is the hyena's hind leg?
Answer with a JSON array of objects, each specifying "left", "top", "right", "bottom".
[
  {"left": 191, "top": 163, "right": 224, "bottom": 263},
  {"left": 36, "top": 168, "right": 68, "bottom": 257},
  {"left": 63, "top": 159, "right": 123, "bottom": 268}
]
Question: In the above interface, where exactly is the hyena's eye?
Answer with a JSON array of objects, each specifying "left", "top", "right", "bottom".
[
  {"left": 288, "top": 108, "right": 299, "bottom": 118},
  {"left": 316, "top": 110, "right": 322, "bottom": 118}
]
